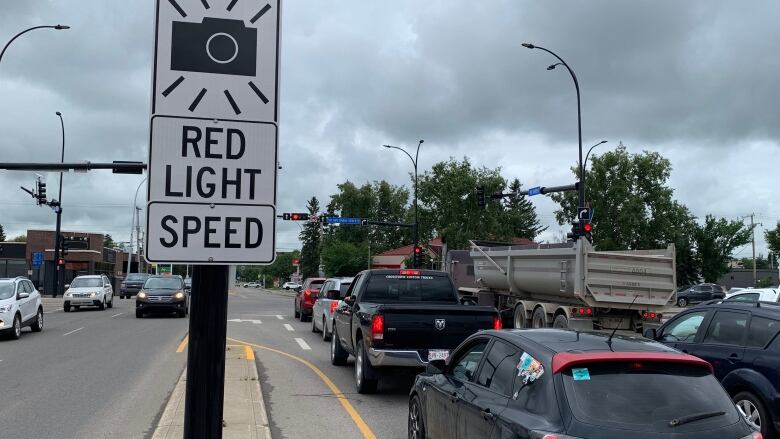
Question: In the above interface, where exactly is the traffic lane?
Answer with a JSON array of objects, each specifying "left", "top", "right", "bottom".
[
  {"left": 227, "top": 289, "right": 411, "bottom": 439},
  {"left": 0, "top": 298, "right": 187, "bottom": 439}
]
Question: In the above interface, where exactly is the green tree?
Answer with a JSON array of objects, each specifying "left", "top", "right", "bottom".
[
  {"left": 237, "top": 266, "right": 261, "bottom": 281},
  {"left": 104, "top": 234, "right": 115, "bottom": 248},
  {"left": 694, "top": 215, "right": 752, "bottom": 283},
  {"left": 299, "top": 197, "right": 322, "bottom": 278},
  {"left": 765, "top": 222, "right": 780, "bottom": 259},
  {"left": 320, "top": 238, "right": 368, "bottom": 277},
  {"left": 739, "top": 255, "right": 770, "bottom": 270},
  {"left": 505, "top": 179, "right": 546, "bottom": 240},
  {"left": 259, "top": 250, "right": 300, "bottom": 282},
  {"left": 0, "top": 224, "right": 6, "bottom": 242},
  {"left": 11, "top": 234, "right": 26, "bottom": 242}
]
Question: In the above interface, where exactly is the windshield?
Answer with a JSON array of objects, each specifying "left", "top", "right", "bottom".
[
  {"left": 307, "top": 280, "right": 325, "bottom": 290},
  {"left": 338, "top": 283, "right": 352, "bottom": 298},
  {"left": 562, "top": 362, "right": 739, "bottom": 432},
  {"left": 127, "top": 274, "right": 149, "bottom": 281},
  {"left": 0, "top": 283, "right": 14, "bottom": 300},
  {"left": 362, "top": 274, "right": 456, "bottom": 303},
  {"left": 71, "top": 278, "right": 103, "bottom": 288},
  {"left": 144, "top": 278, "right": 183, "bottom": 290}
]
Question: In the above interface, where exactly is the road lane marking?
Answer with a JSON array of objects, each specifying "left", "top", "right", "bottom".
[
  {"left": 111, "top": 312, "right": 124, "bottom": 318},
  {"left": 44, "top": 309, "right": 61, "bottom": 314},
  {"left": 244, "top": 345, "right": 255, "bottom": 360},
  {"left": 229, "top": 318, "right": 262, "bottom": 324},
  {"left": 294, "top": 338, "right": 311, "bottom": 350},
  {"left": 62, "top": 327, "right": 84, "bottom": 336},
  {"left": 176, "top": 335, "right": 189, "bottom": 353},
  {"left": 227, "top": 336, "right": 376, "bottom": 439},
  {"left": 283, "top": 323, "right": 294, "bottom": 331},
  {"left": 275, "top": 315, "right": 284, "bottom": 320}
]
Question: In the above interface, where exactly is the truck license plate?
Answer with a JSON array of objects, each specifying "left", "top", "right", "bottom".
[{"left": 428, "top": 350, "right": 449, "bottom": 361}]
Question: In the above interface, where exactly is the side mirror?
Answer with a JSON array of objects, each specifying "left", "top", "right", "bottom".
[
  {"left": 64, "top": 284, "right": 70, "bottom": 289},
  {"left": 426, "top": 359, "right": 446, "bottom": 374},
  {"left": 344, "top": 296, "right": 356, "bottom": 306},
  {"left": 643, "top": 328, "right": 657, "bottom": 340},
  {"left": 18, "top": 292, "right": 30, "bottom": 299},
  {"left": 327, "top": 290, "right": 341, "bottom": 300}
]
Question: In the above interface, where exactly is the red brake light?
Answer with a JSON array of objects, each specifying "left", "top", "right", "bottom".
[
  {"left": 585, "top": 308, "right": 592, "bottom": 315},
  {"left": 371, "top": 315, "right": 384, "bottom": 341},
  {"left": 303, "top": 289, "right": 311, "bottom": 298},
  {"left": 399, "top": 269, "right": 421, "bottom": 276},
  {"left": 330, "top": 301, "right": 339, "bottom": 313},
  {"left": 493, "top": 316, "right": 502, "bottom": 330}
]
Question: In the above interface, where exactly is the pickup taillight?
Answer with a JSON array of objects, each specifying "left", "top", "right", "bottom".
[
  {"left": 493, "top": 315, "right": 502, "bottom": 330},
  {"left": 371, "top": 315, "right": 384, "bottom": 341}
]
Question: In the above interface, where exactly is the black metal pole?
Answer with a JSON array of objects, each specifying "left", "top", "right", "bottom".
[
  {"left": 0, "top": 25, "right": 70, "bottom": 65},
  {"left": 184, "top": 265, "right": 229, "bottom": 439},
  {"left": 53, "top": 112, "right": 65, "bottom": 296},
  {"left": 52, "top": 206, "right": 62, "bottom": 297}
]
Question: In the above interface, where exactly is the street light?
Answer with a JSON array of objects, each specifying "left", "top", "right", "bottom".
[
  {"left": 126, "top": 177, "right": 146, "bottom": 277},
  {"left": 382, "top": 140, "right": 424, "bottom": 253},
  {"left": 0, "top": 25, "right": 70, "bottom": 65},
  {"left": 583, "top": 140, "right": 607, "bottom": 171},
  {"left": 51, "top": 111, "right": 66, "bottom": 296},
  {"left": 522, "top": 42, "right": 585, "bottom": 211}
]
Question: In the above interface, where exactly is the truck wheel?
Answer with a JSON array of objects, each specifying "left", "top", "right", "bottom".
[
  {"left": 330, "top": 326, "right": 348, "bottom": 366},
  {"left": 513, "top": 304, "right": 528, "bottom": 329},
  {"left": 532, "top": 307, "right": 547, "bottom": 328},
  {"left": 553, "top": 314, "right": 569, "bottom": 329},
  {"left": 355, "top": 340, "right": 378, "bottom": 394}
]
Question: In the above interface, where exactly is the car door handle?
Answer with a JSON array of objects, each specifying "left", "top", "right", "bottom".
[
  {"left": 450, "top": 392, "right": 460, "bottom": 404},
  {"left": 482, "top": 409, "right": 495, "bottom": 421}
]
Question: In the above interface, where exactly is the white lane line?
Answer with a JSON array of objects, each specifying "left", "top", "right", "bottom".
[
  {"left": 44, "top": 309, "right": 62, "bottom": 314},
  {"left": 295, "top": 338, "right": 311, "bottom": 350},
  {"left": 283, "top": 323, "right": 294, "bottom": 331},
  {"left": 275, "top": 315, "right": 284, "bottom": 320},
  {"left": 111, "top": 313, "right": 124, "bottom": 318},
  {"left": 62, "top": 327, "right": 84, "bottom": 337}
]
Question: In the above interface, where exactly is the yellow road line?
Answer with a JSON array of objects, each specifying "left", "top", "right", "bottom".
[
  {"left": 244, "top": 345, "right": 255, "bottom": 360},
  {"left": 176, "top": 335, "right": 189, "bottom": 353},
  {"left": 227, "top": 336, "right": 377, "bottom": 439}
]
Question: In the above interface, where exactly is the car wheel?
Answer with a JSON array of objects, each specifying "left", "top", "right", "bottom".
[
  {"left": 178, "top": 310, "right": 186, "bottom": 318},
  {"left": 553, "top": 314, "right": 569, "bottom": 329},
  {"left": 322, "top": 317, "right": 331, "bottom": 341},
  {"left": 408, "top": 394, "right": 426, "bottom": 439},
  {"left": 734, "top": 391, "right": 771, "bottom": 437},
  {"left": 74, "top": 306, "right": 80, "bottom": 310},
  {"left": 311, "top": 315, "right": 319, "bottom": 333},
  {"left": 10, "top": 314, "right": 22, "bottom": 340},
  {"left": 108, "top": 297, "right": 113, "bottom": 309},
  {"left": 31, "top": 308, "right": 44, "bottom": 332},
  {"left": 63, "top": 304, "right": 71, "bottom": 312},
  {"left": 330, "top": 326, "right": 348, "bottom": 366},
  {"left": 531, "top": 307, "right": 547, "bottom": 328},
  {"left": 136, "top": 310, "right": 143, "bottom": 318},
  {"left": 99, "top": 298, "right": 106, "bottom": 311},
  {"left": 294, "top": 301, "right": 300, "bottom": 319},
  {"left": 677, "top": 297, "right": 688, "bottom": 307},
  {"left": 355, "top": 340, "right": 378, "bottom": 394}
]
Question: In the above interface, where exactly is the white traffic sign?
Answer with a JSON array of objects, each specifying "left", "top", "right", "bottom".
[
  {"left": 151, "top": 0, "right": 280, "bottom": 122},
  {"left": 148, "top": 116, "right": 277, "bottom": 205},
  {"left": 146, "top": 202, "right": 275, "bottom": 263}
]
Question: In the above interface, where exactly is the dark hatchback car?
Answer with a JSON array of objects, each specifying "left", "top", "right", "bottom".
[
  {"left": 120, "top": 273, "right": 151, "bottom": 299},
  {"left": 135, "top": 275, "right": 188, "bottom": 318},
  {"left": 677, "top": 283, "right": 727, "bottom": 307},
  {"left": 409, "top": 329, "right": 759, "bottom": 439},
  {"left": 646, "top": 301, "right": 780, "bottom": 438}
]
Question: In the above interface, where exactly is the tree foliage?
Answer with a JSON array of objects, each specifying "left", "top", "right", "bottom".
[
  {"left": 0, "top": 224, "right": 6, "bottom": 242},
  {"left": 765, "top": 222, "right": 780, "bottom": 259},
  {"left": 257, "top": 251, "right": 300, "bottom": 282},
  {"left": 299, "top": 197, "right": 322, "bottom": 278},
  {"left": 11, "top": 234, "right": 26, "bottom": 242},
  {"left": 104, "top": 234, "right": 115, "bottom": 249},
  {"left": 320, "top": 238, "right": 368, "bottom": 277},
  {"left": 694, "top": 215, "right": 752, "bottom": 283}
]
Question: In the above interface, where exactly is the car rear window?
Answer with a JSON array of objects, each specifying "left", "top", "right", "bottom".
[
  {"left": 308, "top": 280, "right": 325, "bottom": 290},
  {"left": 361, "top": 273, "right": 456, "bottom": 303},
  {"left": 562, "top": 362, "right": 739, "bottom": 432},
  {"left": 338, "top": 283, "right": 351, "bottom": 298}
]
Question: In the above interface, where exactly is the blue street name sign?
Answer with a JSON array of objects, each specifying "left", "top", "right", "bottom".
[
  {"left": 326, "top": 217, "right": 363, "bottom": 225},
  {"left": 32, "top": 251, "right": 44, "bottom": 268},
  {"left": 528, "top": 186, "right": 542, "bottom": 196}
]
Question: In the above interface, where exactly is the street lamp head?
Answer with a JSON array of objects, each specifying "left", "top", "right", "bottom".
[
  {"left": 521, "top": 43, "right": 535, "bottom": 49},
  {"left": 598, "top": 140, "right": 607, "bottom": 145},
  {"left": 55, "top": 111, "right": 62, "bottom": 116},
  {"left": 547, "top": 63, "right": 562, "bottom": 71},
  {"left": 382, "top": 144, "right": 392, "bottom": 148},
  {"left": 54, "top": 25, "right": 70, "bottom": 30}
]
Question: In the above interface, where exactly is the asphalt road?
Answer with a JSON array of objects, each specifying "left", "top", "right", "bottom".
[
  {"left": 228, "top": 286, "right": 412, "bottom": 439},
  {"left": 0, "top": 297, "right": 188, "bottom": 439}
]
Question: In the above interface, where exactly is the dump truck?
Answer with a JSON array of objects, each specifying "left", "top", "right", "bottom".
[{"left": 467, "top": 238, "right": 677, "bottom": 332}]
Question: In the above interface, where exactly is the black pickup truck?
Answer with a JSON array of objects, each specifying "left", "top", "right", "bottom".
[{"left": 331, "top": 269, "right": 500, "bottom": 393}]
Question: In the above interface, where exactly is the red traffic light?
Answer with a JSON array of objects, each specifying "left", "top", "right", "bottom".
[
  {"left": 57, "top": 258, "right": 65, "bottom": 265},
  {"left": 291, "top": 213, "right": 300, "bottom": 220},
  {"left": 582, "top": 223, "right": 593, "bottom": 233},
  {"left": 414, "top": 246, "right": 422, "bottom": 254}
]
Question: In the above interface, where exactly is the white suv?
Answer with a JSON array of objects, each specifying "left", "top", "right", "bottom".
[
  {"left": 64, "top": 275, "right": 114, "bottom": 312},
  {"left": 0, "top": 277, "right": 44, "bottom": 340}
]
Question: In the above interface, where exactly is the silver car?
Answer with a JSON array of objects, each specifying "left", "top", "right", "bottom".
[
  {"left": 63, "top": 275, "right": 114, "bottom": 311},
  {"left": 0, "top": 277, "right": 44, "bottom": 339},
  {"left": 311, "top": 277, "right": 353, "bottom": 341}
]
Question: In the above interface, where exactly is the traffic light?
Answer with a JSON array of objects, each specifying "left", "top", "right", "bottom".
[
  {"left": 413, "top": 245, "right": 423, "bottom": 268},
  {"left": 476, "top": 186, "right": 486, "bottom": 208},
  {"left": 282, "top": 213, "right": 309, "bottom": 221},
  {"left": 57, "top": 258, "right": 65, "bottom": 266},
  {"left": 566, "top": 222, "right": 582, "bottom": 242},
  {"left": 36, "top": 180, "right": 47, "bottom": 205},
  {"left": 60, "top": 235, "right": 69, "bottom": 256},
  {"left": 582, "top": 221, "right": 593, "bottom": 241}
]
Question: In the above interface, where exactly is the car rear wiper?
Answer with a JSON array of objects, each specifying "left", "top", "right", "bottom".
[{"left": 669, "top": 411, "right": 726, "bottom": 427}]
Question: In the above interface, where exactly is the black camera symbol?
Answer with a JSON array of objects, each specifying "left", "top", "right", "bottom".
[{"left": 171, "top": 18, "right": 257, "bottom": 76}]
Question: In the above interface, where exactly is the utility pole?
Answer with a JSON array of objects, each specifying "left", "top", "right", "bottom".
[
  {"left": 135, "top": 206, "right": 142, "bottom": 273},
  {"left": 743, "top": 213, "right": 760, "bottom": 287}
]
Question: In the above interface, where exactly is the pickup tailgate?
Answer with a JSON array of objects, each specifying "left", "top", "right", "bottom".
[{"left": 377, "top": 304, "right": 497, "bottom": 350}]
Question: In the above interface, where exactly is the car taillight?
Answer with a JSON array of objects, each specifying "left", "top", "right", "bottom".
[
  {"left": 303, "top": 289, "right": 311, "bottom": 299},
  {"left": 493, "top": 315, "right": 502, "bottom": 330},
  {"left": 371, "top": 315, "right": 384, "bottom": 341},
  {"left": 330, "top": 301, "right": 339, "bottom": 313},
  {"left": 742, "top": 433, "right": 762, "bottom": 439}
]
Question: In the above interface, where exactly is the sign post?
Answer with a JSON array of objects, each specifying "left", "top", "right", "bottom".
[{"left": 146, "top": 1, "right": 280, "bottom": 437}]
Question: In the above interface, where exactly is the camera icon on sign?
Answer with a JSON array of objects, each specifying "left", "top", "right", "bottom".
[{"left": 171, "top": 18, "right": 257, "bottom": 76}]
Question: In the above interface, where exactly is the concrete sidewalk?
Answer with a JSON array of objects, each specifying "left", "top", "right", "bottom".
[{"left": 152, "top": 344, "right": 271, "bottom": 439}]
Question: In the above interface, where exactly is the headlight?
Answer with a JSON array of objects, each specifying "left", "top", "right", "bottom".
[
  {"left": 64, "top": 291, "right": 71, "bottom": 297},
  {"left": 0, "top": 304, "right": 13, "bottom": 313},
  {"left": 137, "top": 291, "right": 147, "bottom": 299},
  {"left": 90, "top": 292, "right": 97, "bottom": 297},
  {"left": 174, "top": 292, "right": 185, "bottom": 300}
]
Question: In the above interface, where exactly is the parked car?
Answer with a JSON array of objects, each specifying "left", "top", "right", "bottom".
[
  {"left": 0, "top": 277, "right": 43, "bottom": 339},
  {"left": 331, "top": 269, "right": 500, "bottom": 394},
  {"left": 244, "top": 282, "right": 260, "bottom": 288},
  {"left": 120, "top": 273, "right": 151, "bottom": 298},
  {"left": 676, "top": 283, "right": 727, "bottom": 307},
  {"left": 184, "top": 277, "right": 192, "bottom": 292},
  {"left": 409, "top": 329, "right": 760, "bottom": 439},
  {"left": 645, "top": 300, "right": 780, "bottom": 438},
  {"left": 293, "top": 277, "right": 325, "bottom": 321},
  {"left": 136, "top": 275, "right": 188, "bottom": 318},
  {"left": 311, "top": 277, "right": 353, "bottom": 341},
  {"left": 726, "top": 288, "right": 780, "bottom": 303},
  {"left": 63, "top": 275, "right": 114, "bottom": 312},
  {"left": 282, "top": 281, "right": 301, "bottom": 290}
]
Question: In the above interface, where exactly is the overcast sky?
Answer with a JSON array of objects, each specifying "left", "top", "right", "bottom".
[{"left": 1, "top": 0, "right": 778, "bottom": 259}]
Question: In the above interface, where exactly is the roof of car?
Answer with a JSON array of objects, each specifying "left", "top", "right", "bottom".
[
  {"left": 691, "top": 300, "right": 780, "bottom": 318},
  {"left": 148, "top": 275, "right": 183, "bottom": 279},
  {"left": 364, "top": 269, "right": 448, "bottom": 276},
  {"left": 74, "top": 275, "right": 103, "bottom": 278}
]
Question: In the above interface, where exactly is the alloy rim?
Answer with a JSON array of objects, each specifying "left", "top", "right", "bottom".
[
  {"left": 409, "top": 400, "right": 420, "bottom": 438},
  {"left": 737, "top": 399, "right": 761, "bottom": 430},
  {"left": 15, "top": 317, "right": 21, "bottom": 337},
  {"left": 38, "top": 310, "right": 43, "bottom": 329},
  {"left": 331, "top": 331, "right": 336, "bottom": 359},
  {"left": 322, "top": 318, "right": 327, "bottom": 340},
  {"left": 356, "top": 345, "right": 363, "bottom": 385}
]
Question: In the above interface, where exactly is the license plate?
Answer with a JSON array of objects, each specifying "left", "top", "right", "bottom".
[{"left": 428, "top": 350, "right": 449, "bottom": 361}]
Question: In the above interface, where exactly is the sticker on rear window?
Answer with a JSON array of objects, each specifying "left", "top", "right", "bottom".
[
  {"left": 572, "top": 368, "right": 591, "bottom": 381},
  {"left": 517, "top": 352, "right": 545, "bottom": 385}
]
